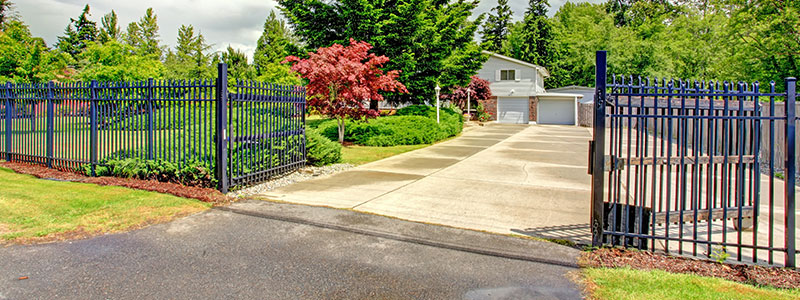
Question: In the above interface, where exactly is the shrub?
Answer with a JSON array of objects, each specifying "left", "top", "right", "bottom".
[
  {"left": 80, "top": 158, "right": 216, "bottom": 188},
  {"left": 476, "top": 103, "right": 492, "bottom": 122},
  {"left": 306, "top": 128, "right": 342, "bottom": 166},
  {"left": 315, "top": 105, "right": 463, "bottom": 146}
]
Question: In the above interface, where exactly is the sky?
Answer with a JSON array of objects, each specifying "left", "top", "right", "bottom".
[{"left": 14, "top": 0, "right": 603, "bottom": 60}]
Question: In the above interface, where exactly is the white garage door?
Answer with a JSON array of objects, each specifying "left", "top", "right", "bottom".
[
  {"left": 538, "top": 98, "right": 575, "bottom": 125},
  {"left": 497, "top": 97, "right": 529, "bottom": 124}
]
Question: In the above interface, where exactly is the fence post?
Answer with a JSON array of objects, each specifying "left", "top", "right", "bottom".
[
  {"left": 786, "top": 77, "right": 796, "bottom": 268},
  {"left": 90, "top": 80, "right": 99, "bottom": 176},
  {"left": 215, "top": 63, "right": 229, "bottom": 193},
  {"left": 590, "top": 51, "right": 608, "bottom": 248},
  {"left": 46, "top": 82, "right": 55, "bottom": 168},
  {"left": 147, "top": 78, "right": 155, "bottom": 160},
  {"left": 3, "top": 83, "right": 11, "bottom": 161}
]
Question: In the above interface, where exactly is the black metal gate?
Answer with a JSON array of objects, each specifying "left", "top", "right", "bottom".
[
  {"left": 214, "top": 64, "right": 307, "bottom": 193},
  {"left": 589, "top": 51, "right": 797, "bottom": 268}
]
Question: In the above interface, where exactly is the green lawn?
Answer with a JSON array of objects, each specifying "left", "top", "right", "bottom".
[
  {"left": 0, "top": 167, "right": 210, "bottom": 243},
  {"left": 584, "top": 268, "right": 800, "bottom": 300},
  {"left": 341, "top": 144, "right": 429, "bottom": 165}
]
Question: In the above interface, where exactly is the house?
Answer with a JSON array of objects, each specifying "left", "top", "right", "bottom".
[{"left": 476, "top": 51, "right": 582, "bottom": 125}]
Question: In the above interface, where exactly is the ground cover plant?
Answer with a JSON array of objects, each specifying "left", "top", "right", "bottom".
[{"left": 0, "top": 166, "right": 210, "bottom": 244}]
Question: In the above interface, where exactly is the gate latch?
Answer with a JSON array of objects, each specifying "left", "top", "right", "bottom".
[{"left": 604, "top": 155, "right": 624, "bottom": 172}]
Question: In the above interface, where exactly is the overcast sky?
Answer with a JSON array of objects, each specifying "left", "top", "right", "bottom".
[{"left": 15, "top": 0, "right": 602, "bottom": 60}]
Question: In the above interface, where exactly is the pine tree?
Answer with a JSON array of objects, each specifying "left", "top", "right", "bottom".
[
  {"left": 0, "top": 0, "right": 16, "bottom": 27},
  {"left": 164, "top": 24, "right": 212, "bottom": 79},
  {"left": 254, "top": 10, "right": 297, "bottom": 74},
  {"left": 480, "top": 0, "right": 512, "bottom": 53},
  {"left": 57, "top": 5, "right": 98, "bottom": 57},
  {"left": 98, "top": 10, "right": 120, "bottom": 43},
  {"left": 220, "top": 46, "right": 255, "bottom": 80},
  {"left": 124, "top": 8, "right": 163, "bottom": 58},
  {"left": 502, "top": 0, "right": 554, "bottom": 67}
]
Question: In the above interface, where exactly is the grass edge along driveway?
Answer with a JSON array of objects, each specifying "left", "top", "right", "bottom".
[
  {"left": 583, "top": 267, "right": 800, "bottom": 300},
  {"left": 0, "top": 167, "right": 210, "bottom": 244}
]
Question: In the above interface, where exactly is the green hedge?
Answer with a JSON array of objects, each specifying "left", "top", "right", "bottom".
[
  {"left": 306, "top": 128, "right": 342, "bottom": 166},
  {"left": 316, "top": 105, "right": 463, "bottom": 147},
  {"left": 81, "top": 158, "right": 216, "bottom": 188}
]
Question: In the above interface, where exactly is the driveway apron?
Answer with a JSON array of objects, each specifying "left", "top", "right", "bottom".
[{"left": 260, "top": 124, "right": 594, "bottom": 243}]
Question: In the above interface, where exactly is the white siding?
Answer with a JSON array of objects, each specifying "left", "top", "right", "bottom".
[{"left": 477, "top": 56, "right": 539, "bottom": 83}]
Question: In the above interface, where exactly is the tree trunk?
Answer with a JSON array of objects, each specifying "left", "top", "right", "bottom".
[
  {"left": 337, "top": 117, "right": 345, "bottom": 144},
  {"left": 369, "top": 99, "right": 379, "bottom": 111}
]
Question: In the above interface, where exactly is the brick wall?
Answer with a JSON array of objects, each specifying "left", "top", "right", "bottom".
[
  {"left": 478, "top": 97, "right": 498, "bottom": 121},
  {"left": 529, "top": 96, "right": 538, "bottom": 123}
]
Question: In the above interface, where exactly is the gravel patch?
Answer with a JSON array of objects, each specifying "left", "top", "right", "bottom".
[{"left": 230, "top": 163, "right": 353, "bottom": 198}]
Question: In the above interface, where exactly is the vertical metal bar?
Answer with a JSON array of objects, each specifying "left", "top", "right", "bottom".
[
  {"left": 90, "top": 80, "right": 99, "bottom": 176},
  {"left": 147, "top": 78, "right": 155, "bottom": 160},
  {"left": 769, "top": 81, "right": 776, "bottom": 265},
  {"left": 5, "top": 82, "right": 12, "bottom": 161},
  {"left": 46, "top": 82, "right": 55, "bottom": 168},
  {"left": 785, "top": 77, "right": 796, "bottom": 268},
  {"left": 216, "top": 63, "right": 229, "bottom": 193},
  {"left": 591, "top": 51, "right": 608, "bottom": 247}
]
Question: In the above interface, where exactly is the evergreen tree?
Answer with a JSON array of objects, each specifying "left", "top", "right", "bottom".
[
  {"left": 1, "top": 0, "right": 17, "bottom": 27},
  {"left": 220, "top": 46, "right": 255, "bottom": 81},
  {"left": 164, "top": 24, "right": 213, "bottom": 79},
  {"left": 124, "top": 8, "right": 163, "bottom": 59},
  {"left": 98, "top": 10, "right": 120, "bottom": 44},
  {"left": 57, "top": 5, "right": 98, "bottom": 57},
  {"left": 279, "top": 0, "right": 486, "bottom": 104},
  {"left": 502, "top": 0, "right": 555, "bottom": 67},
  {"left": 480, "top": 0, "right": 512, "bottom": 53},
  {"left": 253, "top": 10, "right": 301, "bottom": 84}
]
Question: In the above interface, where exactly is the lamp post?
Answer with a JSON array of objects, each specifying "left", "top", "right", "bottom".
[
  {"left": 466, "top": 88, "right": 471, "bottom": 121},
  {"left": 435, "top": 84, "right": 441, "bottom": 123}
]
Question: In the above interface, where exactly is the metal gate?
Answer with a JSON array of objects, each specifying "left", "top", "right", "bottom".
[
  {"left": 214, "top": 64, "right": 307, "bottom": 193},
  {"left": 589, "top": 51, "right": 797, "bottom": 267}
]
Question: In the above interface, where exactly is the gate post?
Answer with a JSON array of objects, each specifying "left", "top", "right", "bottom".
[
  {"left": 89, "top": 80, "right": 99, "bottom": 176},
  {"left": 785, "top": 77, "right": 796, "bottom": 268},
  {"left": 215, "top": 63, "right": 229, "bottom": 193},
  {"left": 46, "top": 82, "right": 55, "bottom": 168},
  {"left": 3, "top": 83, "right": 11, "bottom": 161},
  {"left": 591, "top": 51, "right": 608, "bottom": 247}
]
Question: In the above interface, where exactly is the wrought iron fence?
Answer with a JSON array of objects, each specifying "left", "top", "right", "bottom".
[
  {"left": 589, "top": 51, "right": 797, "bottom": 268},
  {"left": 0, "top": 64, "right": 306, "bottom": 193}
]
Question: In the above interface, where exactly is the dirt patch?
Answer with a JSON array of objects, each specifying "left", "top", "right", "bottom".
[
  {"left": 1, "top": 161, "right": 232, "bottom": 205},
  {"left": 581, "top": 248, "right": 800, "bottom": 289}
]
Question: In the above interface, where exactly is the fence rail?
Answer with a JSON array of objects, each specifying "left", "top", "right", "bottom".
[
  {"left": 0, "top": 64, "right": 306, "bottom": 192},
  {"left": 590, "top": 51, "right": 798, "bottom": 268}
]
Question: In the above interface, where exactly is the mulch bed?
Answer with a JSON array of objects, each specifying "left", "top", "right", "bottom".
[
  {"left": 581, "top": 248, "right": 800, "bottom": 289},
  {"left": 1, "top": 161, "right": 232, "bottom": 205}
]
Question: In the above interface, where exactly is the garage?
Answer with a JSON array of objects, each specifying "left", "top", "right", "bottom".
[
  {"left": 496, "top": 97, "right": 530, "bottom": 124},
  {"left": 537, "top": 96, "right": 577, "bottom": 125}
]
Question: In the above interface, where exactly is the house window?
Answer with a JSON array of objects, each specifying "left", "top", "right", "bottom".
[{"left": 500, "top": 70, "right": 516, "bottom": 81}]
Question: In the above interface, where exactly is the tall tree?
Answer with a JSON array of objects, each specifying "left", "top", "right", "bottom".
[
  {"left": 57, "top": 5, "right": 98, "bottom": 57},
  {"left": 285, "top": 39, "right": 408, "bottom": 143},
  {"left": 253, "top": 10, "right": 301, "bottom": 84},
  {"left": 1, "top": 0, "right": 16, "bottom": 27},
  {"left": 220, "top": 46, "right": 255, "bottom": 81},
  {"left": 279, "top": 0, "right": 486, "bottom": 105},
  {"left": 480, "top": 0, "right": 512, "bottom": 52},
  {"left": 124, "top": 8, "right": 163, "bottom": 59},
  {"left": 503, "top": 0, "right": 555, "bottom": 67},
  {"left": 164, "top": 24, "right": 213, "bottom": 79},
  {"left": 98, "top": 10, "right": 120, "bottom": 44}
]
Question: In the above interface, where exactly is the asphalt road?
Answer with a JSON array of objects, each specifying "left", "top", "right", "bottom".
[{"left": 0, "top": 201, "right": 582, "bottom": 299}]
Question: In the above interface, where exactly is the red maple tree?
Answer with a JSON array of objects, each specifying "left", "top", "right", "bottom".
[
  {"left": 440, "top": 76, "right": 492, "bottom": 111},
  {"left": 285, "top": 39, "right": 408, "bottom": 143}
]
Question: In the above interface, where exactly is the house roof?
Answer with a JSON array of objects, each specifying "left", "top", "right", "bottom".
[
  {"left": 481, "top": 50, "right": 550, "bottom": 78},
  {"left": 537, "top": 92, "right": 584, "bottom": 98},
  {"left": 548, "top": 85, "right": 594, "bottom": 91}
]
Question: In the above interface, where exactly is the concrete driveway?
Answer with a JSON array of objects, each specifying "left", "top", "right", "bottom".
[{"left": 261, "top": 124, "right": 594, "bottom": 243}]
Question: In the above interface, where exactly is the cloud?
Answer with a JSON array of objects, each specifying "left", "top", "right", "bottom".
[{"left": 14, "top": 0, "right": 604, "bottom": 60}]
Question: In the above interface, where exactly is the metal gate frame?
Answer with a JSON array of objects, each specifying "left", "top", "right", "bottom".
[{"left": 589, "top": 51, "right": 797, "bottom": 268}]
